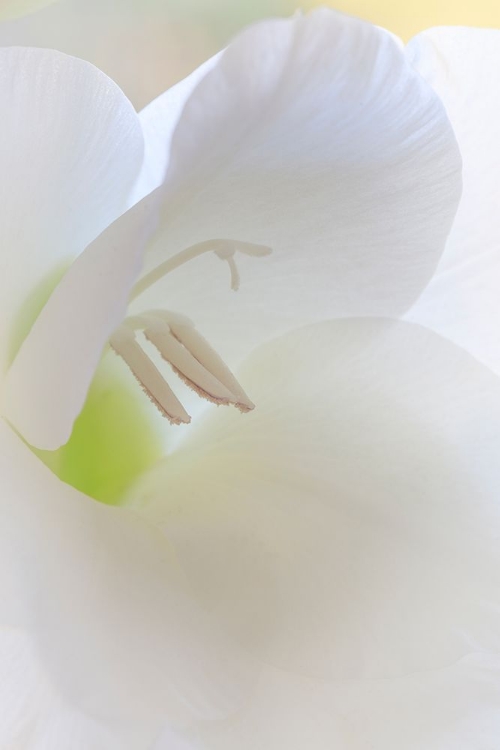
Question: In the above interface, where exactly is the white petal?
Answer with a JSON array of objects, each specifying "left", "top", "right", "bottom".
[
  {"left": 0, "top": 422, "right": 253, "bottom": 733},
  {"left": 3, "top": 192, "right": 161, "bottom": 450},
  {"left": 152, "top": 724, "right": 202, "bottom": 750},
  {"left": 405, "top": 29, "right": 500, "bottom": 373},
  {"left": 185, "top": 656, "right": 500, "bottom": 750},
  {"left": 132, "top": 8, "right": 461, "bottom": 365},
  {"left": 5, "top": 10, "right": 462, "bottom": 451},
  {"left": 131, "top": 53, "right": 222, "bottom": 205},
  {"left": 131, "top": 319, "right": 500, "bottom": 687},
  {"left": 0, "top": 47, "right": 145, "bottom": 449},
  {"left": 2, "top": 52, "right": 221, "bottom": 452},
  {"left": 0, "top": 46, "right": 147, "bottom": 450},
  {"left": 0, "top": 629, "right": 151, "bottom": 750},
  {"left": 0, "top": 47, "right": 143, "bottom": 375}
]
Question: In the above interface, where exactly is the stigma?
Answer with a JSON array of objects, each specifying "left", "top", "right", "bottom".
[{"left": 110, "top": 239, "right": 271, "bottom": 425}]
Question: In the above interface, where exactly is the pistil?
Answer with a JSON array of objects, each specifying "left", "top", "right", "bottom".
[{"left": 130, "top": 239, "right": 272, "bottom": 300}]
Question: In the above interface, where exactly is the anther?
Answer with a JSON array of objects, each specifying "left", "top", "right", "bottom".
[
  {"left": 143, "top": 316, "right": 237, "bottom": 406},
  {"left": 125, "top": 311, "right": 254, "bottom": 414},
  {"left": 109, "top": 326, "right": 190, "bottom": 425},
  {"left": 152, "top": 311, "right": 254, "bottom": 413},
  {"left": 116, "top": 238, "right": 270, "bottom": 425}
]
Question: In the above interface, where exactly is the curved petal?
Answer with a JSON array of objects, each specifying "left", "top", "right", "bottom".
[
  {"left": 1, "top": 50, "right": 222, "bottom": 452},
  {"left": 131, "top": 53, "right": 222, "bottom": 205},
  {"left": 0, "top": 47, "right": 144, "bottom": 448},
  {"left": 0, "top": 46, "right": 143, "bottom": 375},
  {"left": 131, "top": 8, "right": 461, "bottom": 365},
  {"left": 184, "top": 656, "right": 500, "bottom": 750},
  {"left": 3, "top": 10, "right": 462, "bottom": 452},
  {"left": 3, "top": 192, "right": 161, "bottom": 450},
  {"left": 0, "top": 629, "right": 157, "bottom": 750},
  {"left": 405, "top": 28, "right": 500, "bottom": 373},
  {"left": 0, "top": 421, "right": 253, "bottom": 736},
  {"left": 130, "top": 319, "right": 500, "bottom": 688}
]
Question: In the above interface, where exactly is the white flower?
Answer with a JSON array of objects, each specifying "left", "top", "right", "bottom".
[{"left": 0, "top": 9, "right": 497, "bottom": 750}]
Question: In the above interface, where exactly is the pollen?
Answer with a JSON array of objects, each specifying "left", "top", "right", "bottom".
[{"left": 110, "top": 325, "right": 191, "bottom": 425}]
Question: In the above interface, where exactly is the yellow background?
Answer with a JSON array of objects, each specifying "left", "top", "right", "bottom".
[{"left": 310, "top": 0, "right": 500, "bottom": 39}]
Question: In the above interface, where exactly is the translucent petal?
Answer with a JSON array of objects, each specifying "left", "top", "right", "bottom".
[
  {"left": 132, "top": 9, "right": 461, "bottom": 365},
  {"left": 5, "top": 11, "right": 462, "bottom": 450},
  {"left": 0, "top": 46, "right": 147, "bottom": 448},
  {"left": 0, "top": 422, "right": 252, "bottom": 733},
  {"left": 185, "top": 656, "right": 500, "bottom": 750},
  {"left": 0, "top": 47, "right": 143, "bottom": 374},
  {"left": 4, "top": 194, "right": 161, "bottom": 450},
  {"left": 131, "top": 320, "right": 500, "bottom": 685},
  {"left": 132, "top": 53, "right": 222, "bottom": 204},
  {"left": 405, "top": 28, "right": 500, "bottom": 374}
]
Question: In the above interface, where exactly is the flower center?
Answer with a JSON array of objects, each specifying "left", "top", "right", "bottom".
[
  {"left": 13, "top": 239, "right": 270, "bottom": 506},
  {"left": 10, "top": 269, "right": 164, "bottom": 506},
  {"left": 110, "top": 239, "right": 271, "bottom": 426},
  {"left": 35, "top": 354, "right": 165, "bottom": 506}
]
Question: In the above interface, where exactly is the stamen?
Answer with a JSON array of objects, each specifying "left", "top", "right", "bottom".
[
  {"left": 116, "top": 239, "right": 269, "bottom": 424},
  {"left": 142, "top": 316, "right": 237, "bottom": 406},
  {"left": 153, "top": 311, "right": 254, "bottom": 413},
  {"left": 130, "top": 239, "right": 272, "bottom": 300},
  {"left": 124, "top": 311, "right": 254, "bottom": 414},
  {"left": 109, "top": 326, "right": 190, "bottom": 425}
]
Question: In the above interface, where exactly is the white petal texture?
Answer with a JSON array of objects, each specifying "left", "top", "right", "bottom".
[
  {"left": 0, "top": 12, "right": 496, "bottom": 750},
  {"left": 0, "top": 421, "right": 253, "bottom": 739},
  {"left": 406, "top": 28, "right": 500, "bottom": 374},
  {"left": 0, "top": 47, "right": 144, "bottom": 447},
  {"left": 132, "top": 53, "right": 222, "bottom": 205},
  {"left": 132, "top": 9, "right": 461, "bottom": 363},
  {"left": 129, "top": 319, "right": 500, "bottom": 746},
  {"left": 0, "top": 46, "right": 143, "bottom": 376},
  {"left": 9, "top": 9, "right": 462, "bottom": 451},
  {"left": 7, "top": 51, "right": 223, "bottom": 451},
  {"left": 3, "top": 193, "right": 160, "bottom": 450}
]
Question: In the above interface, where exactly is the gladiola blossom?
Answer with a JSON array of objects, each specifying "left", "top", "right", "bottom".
[{"left": 0, "top": 9, "right": 498, "bottom": 749}]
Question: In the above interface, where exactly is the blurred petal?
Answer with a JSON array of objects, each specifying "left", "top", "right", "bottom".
[
  {"left": 0, "top": 629, "right": 155, "bottom": 750},
  {"left": 132, "top": 8, "right": 461, "bottom": 364},
  {"left": 131, "top": 319, "right": 500, "bottom": 685},
  {"left": 0, "top": 422, "right": 252, "bottom": 734},
  {"left": 405, "top": 29, "right": 500, "bottom": 373},
  {"left": 186, "top": 656, "right": 500, "bottom": 750}
]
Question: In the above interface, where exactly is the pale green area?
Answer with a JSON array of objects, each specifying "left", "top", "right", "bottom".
[
  {"left": 0, "top": 0, "right": 57, "bottom": 21},
  {"left": 11, "top": 264, "right": 164, "bottom": 506},
  {"left": 8, "top": 264, "right": 68, "bottom": 366},
  {"left": 35, "top": 354, "right": 165, "bottom": 505}
]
